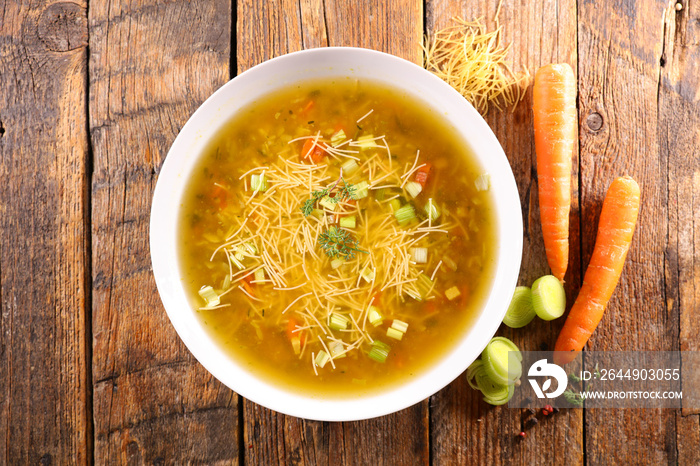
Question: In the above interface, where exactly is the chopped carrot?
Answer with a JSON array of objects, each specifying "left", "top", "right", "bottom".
[
  {"left": 424, "top": 301, "right": 439, "bottom": 314},
  {"left": 240, "top": 275, "right": 255, "bottom": 297},
  {"left": 533, "top": 63, "right": 577, "bottom": 282},
  {"left": 286, "top": 317, "right": 301, "bottom": 340},
  {"left": 210, "top": 184, "right": 228, "bottom": 209},
  {"left": 300, "top": 99, "right": 315, "bottom": 116},
  {"left": 301, "top": 138, "right": 326, "bottom": 163},
  {"left": 414, "top": 162, "right": 432, "bottom": 187},
  {"left": 553, "top": 176, "right": 640, "bottom": 365},
  {"left": 286, "top": 317, "right": 306, "bottom": 353}
]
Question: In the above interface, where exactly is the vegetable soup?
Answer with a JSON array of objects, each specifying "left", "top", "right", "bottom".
[{"left": 178, "top": 78, "right": 496, "bottom": 397}]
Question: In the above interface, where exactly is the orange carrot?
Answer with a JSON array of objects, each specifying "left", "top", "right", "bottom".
[
  {"left": 240, "top": 274, "right": 255, "bottom": 297},
  {"left": 413, "top": 162, "right": 432, "bottom": 187},
  {"left": 554, "top": 176, "right": 640, "bottom": 365},
  {"left": 286, "top": 317, "right": 306, "bottom": 354},
  {"left": 533, "top": 63, "right": 577, "bottom": 282},
  {"left": 301, "top": 138, "right": 326, "bottom": 163}
]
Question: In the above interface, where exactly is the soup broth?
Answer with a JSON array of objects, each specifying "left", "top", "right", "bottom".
[{"left": 178, "top": 79, "right": 496, "bottom": 397}]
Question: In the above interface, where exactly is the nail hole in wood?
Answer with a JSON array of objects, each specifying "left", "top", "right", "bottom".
[{"left": 586, "top": 112, "right": 604, "bottom": 132}]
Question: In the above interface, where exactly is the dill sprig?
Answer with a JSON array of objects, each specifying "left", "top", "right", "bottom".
[
  {"left": 563, "top": 389, "right": 584, "bottom": 407},
  {"left": 300, "top": 175, "right": 357, "bottom": 217},
  {"left": 318, "top": 226, "right": 368, "bottom": 260}
]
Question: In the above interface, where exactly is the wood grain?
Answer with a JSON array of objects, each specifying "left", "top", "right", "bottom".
[
  {"left": 578, "top": 0, "right": 683, "bottom": 463},
  {"left": 236, "top": 1, "right": 426, "bottom": 464},
  {"left": 659, "top": 0, "right": 700, "bottom": 417},
  {"left": 426, "top": 1, "right": 582, "bottom": 464},
  {"left": 0, "top": 0, "right": 90, "bottom": 463},
  {"left": 88, "top": 0, "right": 238, "bottom": 462}
]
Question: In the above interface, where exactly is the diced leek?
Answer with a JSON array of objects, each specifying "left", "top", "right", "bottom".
[
  {"left": 254, "top": 268, "right": 266, "bottom": 283},
  {"left": 319, "top": 196, "right": 337, "bottom": 211},
  {"left": 198, "top": 285, "right": 220, "bottom": 307},
  {"left": 416, "top": 273, "right": 434, "bottom": 299},
  {"left": 503, "top": 286, "right": 536, "bottom": 328},
  {"left": 329, "top": 341, "right": 346, "bottom": 359},
  {"left": 353, "top": 181, "right": 369, "bottom": 199},
  {"left": 360, "top": 266, "right": 375, "bottom": 283},
  {"left": 394, "top": 204, "right": 416, "bottom": 226},
  {"left": 391, "top": 319, "right": 408, "bottom": 333},
  {"left": 229, "top": 253, "right": 245, "bottom": 270},
  {"left": 356, "top": 134, "right": 377, "bottom": 149},
  {"left": 424, "top": 198, "right": 440, "bottom": 221},
  {"left": 315, "top": 350, "right": 330, "bottom": 368},
  {"left": 250, "top": 173, "right": 268, "bottom": 192},
  {"left": 368, "top": 306, "right": 383, "bottom": 326},
  {"left": 331, "top": 129, "right": 347, "bottom": 147},
  {"left": 330, "top": 258, "right": 345, "bottom": 270},
  {"left": 475, "top": 173, "right": 491, "bottom": 191},
  {"left": 405, "top": 181, "right": 423, "bottom": 199},
  {"left": 375, "top": 188, "right": 386, "bottom": 201},
  {"left": 234, "top": 248, "right": 245, "bottom": 261},
  {"left": 481, "top": 337, "right": 522, "bottom": 386},
  {"left": 466, "top": 360, "right": 515, "bottom": 406},
  {"left": 244, "top": 242, "right": 257, "bottom": 255},
  {"left": 310, "top": 208, "right": 324, "bottom": 219},
  {"left": 531, "top": 275, "right": 566, "bottom": 321},
  {"left": 410, "top": 247, "right": 428, "bottom": 264},
  {"left": 290, "top": 336, "right": 301, "bottom": 355},
  {"left": 202, "top": 232, "right": 221, "bottom": 243},
  {"left": 341, "top": 158, "right": 358, "bottom": 175},
  {"left": 442, "top": 255, "right": 458, "bottom": 271},
  {"left": 387, "top": 327, "right": 404, "bottom": 340},
  {"left": 329, "top": 312, "right": 350, "bottom": 330},
  {"left": 368, "top": 341, "right": 390, "bottom": 363},
  {"left": 388, "top": 198, "right": 401, "bottom": 212},
  {"left": 445, "top": 286, "right": 461, "bottom": 301},
  {"left": 339, "top": 215, "right": 356, "bottom": 229}
]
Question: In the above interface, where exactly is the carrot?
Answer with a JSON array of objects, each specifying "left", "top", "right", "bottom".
[
  {"left": 301, "top": 138, "right": 326, "bottom": 163},
  {"left": 210, "top": 184, "right": 228, "bottom": 209},
  {"left": 300, "top": 99, "right": 315, "bottom": 116},
  {"left": 413, "top": 162, "right": 432, "bottom": 187},
  {"left": 533, "top": 63, "right": 577, "bottom": 282},
  {"left": 286, "top": 317, "right": 306, "bottom": 354},
  {"left": 240, "top": 274, "right": 255, "bottom": 297},
  {"left": 553, "top": 176, "right": 640, "bottom": 365}
]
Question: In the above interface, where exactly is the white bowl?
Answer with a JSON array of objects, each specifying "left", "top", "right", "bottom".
[{"left": 150, "top": 47, "right": 522, "bottom": 421}]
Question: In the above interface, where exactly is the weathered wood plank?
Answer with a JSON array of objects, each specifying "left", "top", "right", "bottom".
[
  {"left": 676, "top": 413, "right": 700, "bottom": 465},
  {"left": 578, "top": 0, "right": 680, "bottom": 462},
  {"left": 0, "top": 1, "right": 90, "bottom": 463},
  {"left": 236, "top": 1, "right": 426, "bottom": 464},
  {"left": 426, "top": 1, "right": 582, "bottom": 464},
  {"left": 658, "top": 0, "right": 700, "bottom": 417},
  {"left": 88, "top": 0, "right": 238, "bottom": 462}
]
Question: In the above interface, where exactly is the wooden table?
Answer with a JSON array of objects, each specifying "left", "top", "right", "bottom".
[{"left": 2, "top": 0, "right": 699, "bottom": 463}]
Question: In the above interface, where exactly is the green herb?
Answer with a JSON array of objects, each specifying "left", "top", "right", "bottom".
[
  {"left": 318, "top": 226, "right": 368, "bottom": 260},
  {"left": 563, "top": 389, "right": 584, "bottom": 407},
  {"left": 300, "top": 176, "right": 357, "bottom": 217}
]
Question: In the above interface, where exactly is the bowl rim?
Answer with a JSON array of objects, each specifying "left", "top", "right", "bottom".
[{"left": 150, "top": 46, "right": 523, "bottom": 421}]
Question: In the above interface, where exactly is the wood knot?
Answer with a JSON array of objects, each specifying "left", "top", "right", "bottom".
[
  {"left": 37, "top": 2, "right": 87, "bottom": 52},
  {"left": 586, "top": 112, "right": 604, "bottom": 132},
  {"left": 39, "top": 453, "right": 53, "bottom": 466}
]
